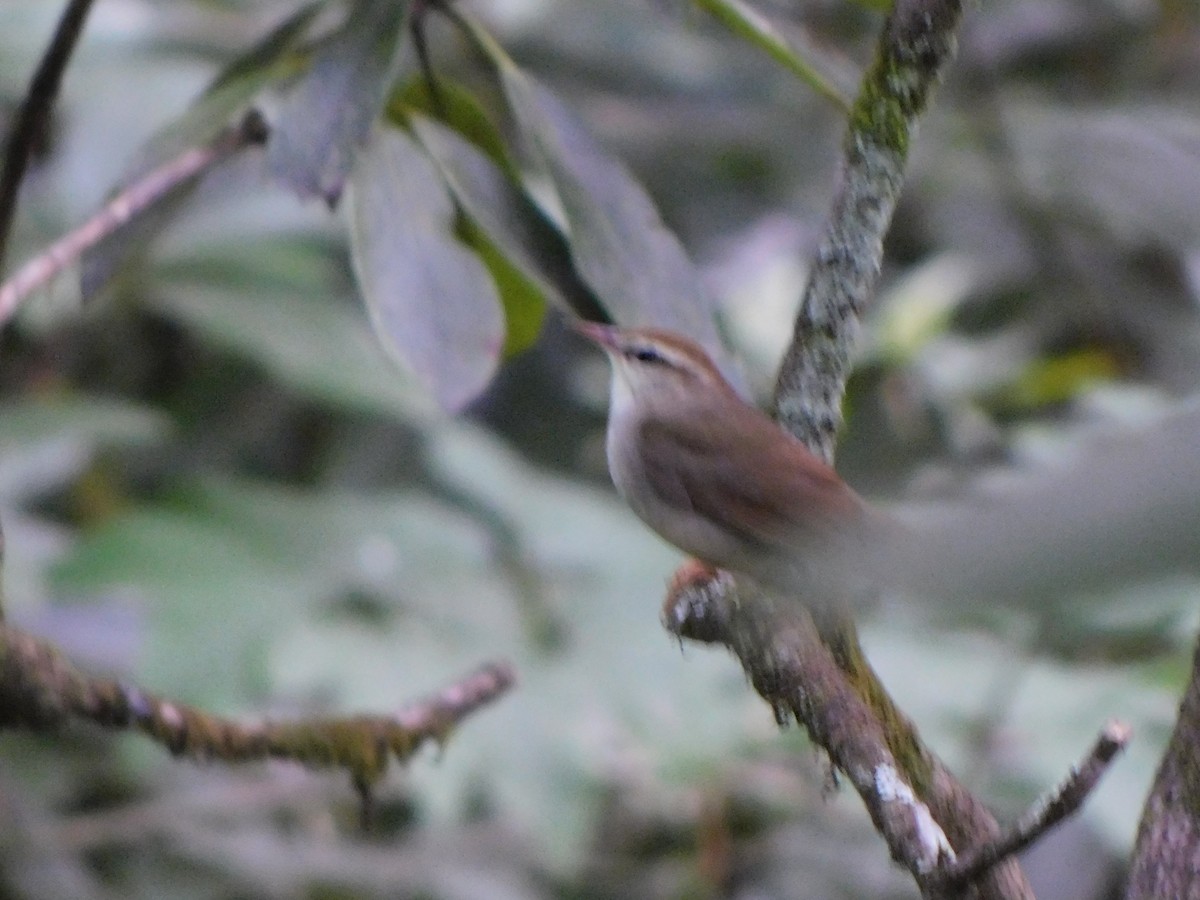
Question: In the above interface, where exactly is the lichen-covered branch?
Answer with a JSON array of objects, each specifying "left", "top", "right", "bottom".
[
  {"left": 663, "top": 1, "right": 1050, "bottom": 895},
  {"left": 665, "top": 576, "right": 1031, "bottom": 898},
  {"left": 772, "top": 0, "right": 964, "bottom": 461},
  {"left": 0, "top": 624, "right": 515, "bottom": 821},
  {"left": 666, "top": 580, "right": 948, "bottom": 871}
]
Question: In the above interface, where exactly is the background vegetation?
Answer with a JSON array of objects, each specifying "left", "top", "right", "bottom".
[{"left": 1, "top": 0, "right": 1198, "bottom": 897}]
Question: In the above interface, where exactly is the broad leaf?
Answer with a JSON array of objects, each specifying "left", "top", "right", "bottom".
[
  {"left": 388, "top": 77, "right": 513, "bottom": 174},
  {"left": 506, "top": 74, "right": 725, "bottom": 350},
  {"left": 411, "top": 115, "right": 600, "bottom": 320},
  {"left": 461, "top": 218, "right": 547, "bottom": 356},
  {"left": 267, "top": 0, "right": 410, "bottom": 203},
  {"left": 346, "top": 126, "right": 504, "bottom": 411},
  {"left": 143, "top": 2, "right": 320, "bottom": 165},
  {"left": 465, "top": 22, "right": 735, "bottom": 379}
]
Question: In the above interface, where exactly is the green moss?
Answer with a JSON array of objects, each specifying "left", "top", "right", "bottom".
[
  {"left": 849, "top": 52, "right": 913, "bottom": 158},
  {"left": 830, "top": 627, "right": 934, "bottom": 794}
]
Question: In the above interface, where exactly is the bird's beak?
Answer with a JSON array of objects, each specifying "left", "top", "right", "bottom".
[{"left": 572, "top": 320, "right": 619, "bottom": 352}]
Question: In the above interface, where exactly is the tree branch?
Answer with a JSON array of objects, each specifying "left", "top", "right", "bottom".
[
  {"left": 771, "top": 0, "right": 964, "bottom": 460},
  {"left": 665, "top": 579, "right": 952, "bottom": 874},
  {"left": 1127, "top": 635, "right": 1200, "bottom": 898},
  {"left": 0, "top": 623, "right": 515, "bottom": 824},
  {"left": 0, "top": 0, "right": 97, "bottom": 273},
  {"left": 0, "top": 110, "right": 268, "bottom": 326},
  {"left": 936, "top": 720, "right": 1129, "bottom": 888},
  {"left": 662, "top": 2, "right": 1055, "bottom": 896},
  {"left": 665, "top": 574, "right": 1032, "bottom": 897}
]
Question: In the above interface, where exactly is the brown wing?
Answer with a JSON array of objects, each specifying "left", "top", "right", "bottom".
[{"left": 636, "top": 404, "right": 865, "bottom": 557}]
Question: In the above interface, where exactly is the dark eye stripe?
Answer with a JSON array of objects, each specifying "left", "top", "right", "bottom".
[{"left": 629, "top": 347, "right": 665, "bottom": 364}]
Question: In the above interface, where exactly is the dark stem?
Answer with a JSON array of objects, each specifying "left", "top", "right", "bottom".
[
  {"left": 0, "top": 111, "right": 268, "bottom": 325},
  {"left": 0, "top": 0, "right": 97, "bottom": 274}
]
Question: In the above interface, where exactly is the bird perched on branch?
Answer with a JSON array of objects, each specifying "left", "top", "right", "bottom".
[
  {"left": 575, "top": 321, "right": 889, "bottom": 607},
  {"left": 578, "top": 320, "right": 1200, "bottom": 616}
]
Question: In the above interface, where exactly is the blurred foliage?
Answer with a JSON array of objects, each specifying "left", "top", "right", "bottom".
[{"left": 0, "top": 0, "right": 1198, "bottom": 898}]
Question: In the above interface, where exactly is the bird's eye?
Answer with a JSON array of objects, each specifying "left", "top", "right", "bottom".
[{"left": 630, "top": 347, "right": 665, "bottom": 365}]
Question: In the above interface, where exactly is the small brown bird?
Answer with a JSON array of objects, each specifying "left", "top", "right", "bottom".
[{"left": 576, "top": 322, "right": 881, "bottom": 603}]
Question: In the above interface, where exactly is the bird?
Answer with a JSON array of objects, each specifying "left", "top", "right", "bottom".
[
  {"left": 579, "top": 320, "right": 1200, "bottom": 617},
  {"left": 575, "top": 321, "right": 884, "bottom": 605}
]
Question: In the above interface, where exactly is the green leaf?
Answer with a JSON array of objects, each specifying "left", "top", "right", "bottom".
[
  {"left": 462, "top": 218, "right": 547, "bottom": 356},
  {"left": 411, "top": 115, "right": 600, "bottom": 319},
  {"left": 387, "top": 77, "right": 513, "bottom": 175},
  {"left": 267, "top": 0, "right": 410, "bottom": 203},
  {"left": 205, "top": 4, "right": 322, "bottom": 99},
  {"left": 988, "top": 348, "right": 1121, "bottom": 413},
  {"left": 870, "top": 253, "right": 979, "bottom": 363},
  {"left": 346, "top": 126, "right": 505, "bottom": 411},
  {"left": 694, "top": 0, "right": 850, "bottom": 109},
  {"left": 141, "top": 2, "right": 319, "bottom": 166},
  {"left": 462, "top": 20, "right": 737, "bottom": 380}
]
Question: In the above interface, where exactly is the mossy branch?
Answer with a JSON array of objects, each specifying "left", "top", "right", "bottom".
[
  {"left": 0, "top": 624, "right": 515, "bottom": 824},
  {"left": 662, "top": 2, "right": 1054, "bottom": 895}
]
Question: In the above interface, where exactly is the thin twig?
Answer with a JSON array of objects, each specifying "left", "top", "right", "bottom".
[
  {"left": 935, "top": 720, "right": 1131, "bottom": 887},
  {"left": 0, "top": 111, "right": 267, "bottom": 325},
  {"left": 0, "top": 0, "right": 97, "bottom": 273}
]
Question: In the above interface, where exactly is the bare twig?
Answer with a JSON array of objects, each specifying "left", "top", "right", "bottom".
[
  {"left": 0, "top": 0, "right": 97, "bottom": 273},
  {"left": 393, "top": 660, "right": 518, "bottom": 735},
  {"left": 936, "top": 720, "right": 1130, "bottom": 887},
  {"left": 0, "top": 111, "right": 268, "bottom": 326}
]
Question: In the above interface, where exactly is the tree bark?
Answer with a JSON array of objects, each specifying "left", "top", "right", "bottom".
[{"left": 1126, "top": 636, "right": 1200, "bottom": 898}]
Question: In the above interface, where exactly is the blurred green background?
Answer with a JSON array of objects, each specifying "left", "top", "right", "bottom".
[{"left": 2, "top": 1, "right": 1198, "bottom": 897}]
